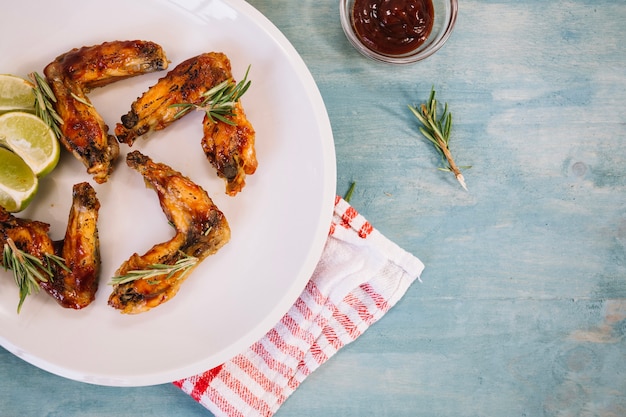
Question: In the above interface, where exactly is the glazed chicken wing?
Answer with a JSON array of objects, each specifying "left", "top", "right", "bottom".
[
  {"left": 115, "top": 52, "right": 232, "bottom": 146},
  {"left": 53, "top": 40, "right": 169, "bottom": 90},
  {"left": 1, "top": 182, "right": 101, "bottom": 310},
  {"left": 44, "top": 40, "right": 169, "bottom": 183},
  {"left": 39, "top": 182, "right": 101, "bottom": 309},
  {"left": 108, "top": 151, "right": 230, "bottom": 314},
  {"left": 201, "top": 100, "right": 257, "bottom": 196},
  {"left": 115, "top": 51, "right": 258, "bottom": 195},
  {"left": 43, "top": 67, "right": 120, "bottom": 185}
]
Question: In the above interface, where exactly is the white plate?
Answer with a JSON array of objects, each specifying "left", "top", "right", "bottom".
[{"left": 0, "top": 0, "right": 336, "bottom": 386}]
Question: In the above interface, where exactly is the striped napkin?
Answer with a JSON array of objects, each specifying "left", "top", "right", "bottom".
[{"left": 174, "top": 196, "right": 425, "bottom": 417}]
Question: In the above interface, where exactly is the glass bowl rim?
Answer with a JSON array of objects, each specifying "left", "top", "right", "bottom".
[{"left": 339, "top": 0, "right": 459, "bottom": 64}]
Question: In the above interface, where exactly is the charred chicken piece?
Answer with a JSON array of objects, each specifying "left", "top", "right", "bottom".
[
  {"left": 201, "top": 100, "right": 257, "bottom": 196},
  {"left": 44, "top": 66, "right": 120, "bottom": 185},
  {"left": 108, "top": 151, "right": 230, "bottom": 314},
  {"left": 114, "top": 52, "right": 232, "bottom": 146},
  {"left": 39, "top": 182, "right": 101, "bottom": 309},
  {"left": 44, "top": 40, "right": 169, "bottom": 183},
  {"left": 1, "top": 182, "right": 101, "bottom": 310}
]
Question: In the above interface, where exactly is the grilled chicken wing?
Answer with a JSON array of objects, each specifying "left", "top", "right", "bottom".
[
  {"left": 44, "top": 40, "right": 169, "bottom": 183},
  {"left": 115, "top": 51, "right": 258, "bottom": 195},
  {"left": 53, "top": 40, "right": 169, "bottom": 90},
  {"left": 1, "top": 182, "right": 101, "bottom": 310},
  {"left": 44, "top": 67, "right": 120, "bottom": 185},
  {"left": 108, "top": 151, "right": 230, "bottom": 314},
  {"left": 115, "top": 52, "right": 232, "bottom": 146},
  {"left": 39, "top": 183, "right": 101, "bottom": 309},
  {"left": 201, "top": 100, "right": 257, "bottom": 195}
]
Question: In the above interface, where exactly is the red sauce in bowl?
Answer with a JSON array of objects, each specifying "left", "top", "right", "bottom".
[{"left": 352, "top": 0, "right": 435, "bottom": 55}]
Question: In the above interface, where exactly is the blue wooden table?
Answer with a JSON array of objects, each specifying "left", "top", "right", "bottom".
[{"left": 2, "top": 0, "right": 626, "bottom": 416}]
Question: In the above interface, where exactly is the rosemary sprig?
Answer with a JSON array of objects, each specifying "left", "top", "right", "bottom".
[
  {"left": 2, "top": 238, "right": 68, "bottom": 313},
  {"left": 170, "top": 65, "right": 251, "bottom": 125},
  {"left": 110, "top": 252, "right": 199, "bottom": 285},
  {"left": 28, "top": 72, "right": 63, "bottom": 139},
  {"left": 408, "top": 88, "right": 469, "bottom": 191}
]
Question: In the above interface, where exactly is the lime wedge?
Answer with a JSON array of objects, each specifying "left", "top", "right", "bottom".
[
  {"left": 0, "top": 111, "right": 60, "bottom": 177},
  {"left": 0, "top": 147, "right": 38, "bottom": 212},
  {"left": 0, "top": 74, "right": 36, "bottom": 114}
]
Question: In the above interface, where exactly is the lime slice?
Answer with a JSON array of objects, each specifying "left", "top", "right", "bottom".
[
  {"left": 0, "top": 111, "right": 60, "bottom": 177},
  {"left": 0, "top": 74, "right": 36, "bottom": 114},
  {"left": 0, "top": 147, "right": 38, "bottom": 212}
]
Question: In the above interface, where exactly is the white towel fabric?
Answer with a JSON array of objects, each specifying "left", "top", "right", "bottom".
[{"left": 174, "top": 196, "right": 425, "bottom": 416}]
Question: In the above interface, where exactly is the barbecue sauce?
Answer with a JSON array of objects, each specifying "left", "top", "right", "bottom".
[{"left": 352, "top": 0, "right": 434, "bottom": 55}]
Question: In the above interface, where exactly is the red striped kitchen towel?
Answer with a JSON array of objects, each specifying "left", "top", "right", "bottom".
[{"left": 174, "top": 196, "right": 425, "bottom": 416}]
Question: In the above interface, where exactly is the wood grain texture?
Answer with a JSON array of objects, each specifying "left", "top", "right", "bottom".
[{"left": 2, "top": 0, "right": 625, "bottom": 416}]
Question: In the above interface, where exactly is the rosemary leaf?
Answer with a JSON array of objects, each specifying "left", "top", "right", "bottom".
[
  {"left": 70, "top": 92, "right": 93, "bottom": 107},
  {"left": 344, "top": 181, "right": 356, "bottom": 203}
]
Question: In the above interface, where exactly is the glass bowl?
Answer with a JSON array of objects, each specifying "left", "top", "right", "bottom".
[{"left": 340, "top": 0, "right": 458, "bottom": 64}]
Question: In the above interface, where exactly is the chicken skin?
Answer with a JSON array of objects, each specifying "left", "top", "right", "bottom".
[
  {"left": 1, "top": 182, "right": 101, "bottom": 310},
  {"left": 201, "top": 100, "right": 257, "bottom": 196},
  {"left": 108, "top": 151, "right": 230, "bottom": 314},
  {"left": 44, "top": 40, "right": 169, "bottom": 183},
  {"left": 114, "top": 52, "right": 232, "bottom": 146}
]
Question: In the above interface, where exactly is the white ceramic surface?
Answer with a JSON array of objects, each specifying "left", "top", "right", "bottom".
[{"left": 0, "top": 0, "right": 336, "bottom": 386}]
